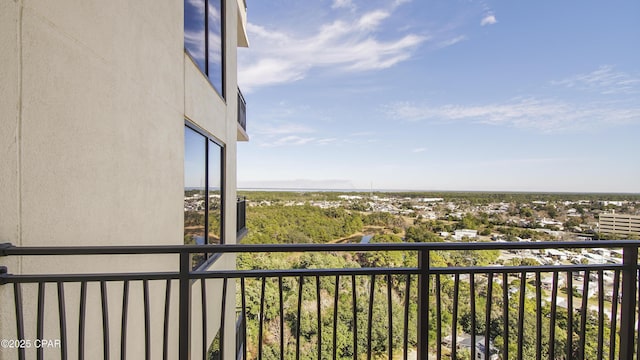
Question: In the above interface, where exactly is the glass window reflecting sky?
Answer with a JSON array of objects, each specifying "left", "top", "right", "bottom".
[
  {"left": 184, "top": 0, "right": 205, "bottom": 71},
  {"left": 184, "top": 0, "right": 223, "bottom": 97}
]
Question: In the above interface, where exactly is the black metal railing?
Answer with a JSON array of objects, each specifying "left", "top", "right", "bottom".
[
  {"left": 237, "top": 197, "right": 247, "bottom": 239},
  {"left": 1, "top": 241, "right": 640, "bottom": 360},
  {"left": 237, "top": 88, "right": 247, "bottom": 132},
  {"left": 236, "top": 313, "right": 245, "bottom": 360}
]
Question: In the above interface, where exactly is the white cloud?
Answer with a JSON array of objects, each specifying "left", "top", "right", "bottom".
[
  {"left": 480, "top": 14, "right": 497, "bottom": 26},
  {"left": 316, "top": 138, "right": 338, "bottom": 145},
  {"left": 260, "top": 135, "right": 340, "bottom": 148},
  {"left": 385, "top": 97, "right": 640, "bottom": 132},
  {"left": 267, "top": 135, "right": 316, "bottom": 147},
  {"left": 412, "top": 147, "right": 427, "bottom": 153},
  {"left": 392, "top": 0, "right": 412, "bottom": 7},
  {"left": 253, "top": 123, "right": 315, "bottom": 136},
  {"left": 254, "top": 122, "right": 341, "bottom": 147},
  {"left": 332, "top": 0, "right": 355, "bottom": 10},
  {"left": 357, "top": 10, "right": 390, "bottom": 30},
  {"left": 239, "top": 4, "right": 426, "bottom": 91},
  {"left": 437, "top": 35, "right": 466, "bottom": 48},
  {"left": 552, "top": 65, "right": 640, "bottom": 95},
  {"left": 184, "top": 29, "right": 205, "bottom": 62},
  {"left": 350, "top": 131, "right": 376, "bottom": 137}
]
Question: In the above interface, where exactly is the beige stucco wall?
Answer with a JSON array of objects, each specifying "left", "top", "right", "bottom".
[
  {"left": 17, "top": 0, "right": 184, "bottom": 249},
  {"left": 0, "top": 2, "right": 22, "bottom": 359},
  {"left": 1, "top": 0, "right": 243, "bottom": 359}
]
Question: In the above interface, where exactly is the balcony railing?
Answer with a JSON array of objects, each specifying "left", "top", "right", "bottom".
[
  {"left": 237, "top": 197, "right": 247, "bottom": 239},
  {"left": 237, "top": 88, "right": 247, "bottom": 133},
  {"left": 1, "top": 241, "right": 640, "bottom": 360}
]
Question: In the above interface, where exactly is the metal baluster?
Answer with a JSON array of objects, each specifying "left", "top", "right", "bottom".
[
  {"left": 517, "top": 271, "right": 526, "bottom": 360},
  {"left": 367, "top": 274, "right": 375, "bottom": 360},
  {"left": 121, "top": 280, "right": 130, "bottom": 360},
  {"left": 100, "top": 281, "right": 110, "bottom": 360},
  {"left": 579, "top": 271, "right": 589, "bottom": 360},
  {"left": 609, "top": 270, "right": 620, "bottom": 360},
  {"left": 451, "top": 274, "right": 459, "bottom": 360},
  {"left": 163, "top": 280, "right": 171, "bottom": 360},
  {"left": 484, "top": 273, "right": 493, "bottom": 360},
  {"left": 143, "top": 279, "right": 151, "bottom": 360},
  {"left": 333, "top": 276, "right": 339, "bottom": 360},
  {"left": 37, "top": 282, "right": 45, "bottom": 360},
  {"left": 258, "top": 277, "right": 265, "bottom": 360},
  {"left": 535, "top": 272, "right": 542, "bottom": 360},
  {"left": 352, "top": 274, "right": 358, "bottom": 360},
  {"left": 549, "top": 272, "right": 558, "bottom": 359},
  {"left": 502, "top": 273, "right": 508, "bottom": 360},
  {"left": 403, "top": 274, "right": 411, "bottom": 360},
  {"left": 57, "top": 282, "right": 68, "bottom": 360}
]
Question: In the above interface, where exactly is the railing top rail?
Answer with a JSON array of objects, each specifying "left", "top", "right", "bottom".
[
  {"left": 1, "top": 263, "right": 626, "bottom": 285},
  {"left": 237, "top": 87, "right": 246, "bottom": 104},
  {"left": 2, "top": 240, "right": 639, "bottom": 257}
]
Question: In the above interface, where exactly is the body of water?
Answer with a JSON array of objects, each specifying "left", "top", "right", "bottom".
[{"left": 360, "top": 235, "right": 373, "bottom": 244}]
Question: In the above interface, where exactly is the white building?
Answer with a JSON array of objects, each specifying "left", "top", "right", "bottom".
[
  {"left": 599, "top": 213, "right": 640, "bottom": 238},
  {"left": 1, "top": 1, "right": 249, "bottom": 358},
  {"left": 453, "top": 229, "right": 478, "bottom": 241},
  {"left": 418, "top": 197, "right": 444, "bottom": 203}
]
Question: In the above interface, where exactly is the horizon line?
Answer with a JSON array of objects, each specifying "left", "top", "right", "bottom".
[{"left": 238, "top": 187, "right": 640, "bottom": 195}]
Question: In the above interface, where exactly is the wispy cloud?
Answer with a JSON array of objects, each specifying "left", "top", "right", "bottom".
[
  {"left": 480, "top": 14, "right": 497, "bottom": 26},
  {"left": 239, "top": 3, "right": 427, "bottom": 92},
  {"left": 253, "top": 122, "right": 340, "bottom": 148},
  {"left": 350, "top": 131, "right": 376, "bottom": 137},
  {"left": 357, "top": 10, "right": 390, "bottom": 30},
  {"left": 437, "top": 35, "right": 466, "bottom": 48},
  {"left": 412, "top": 147, "right": 427, "bottom": 153},
  {"left": 266, "top": 135, "right": 316, "bottom": 147},
  {"left": 385, "top": 97, "right": 640, "bottom": 132},
  {"left": 552, "top": 65, "right": 640, "bottom": 95},
  {"left": 260, "top": 136, "right": 338, "bottom": 148},
  {"left": 253, "top": 123, "right": 315, "bottom": 136},
  {"left": 316, "top": 138, "right": 338, "bottom": 145},
  {"left": 332, "top": 0, "right": 356, "bottom": 11}
]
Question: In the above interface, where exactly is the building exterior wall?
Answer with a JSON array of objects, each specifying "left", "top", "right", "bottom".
[
  {"left": 1, "top": 0, "right": 186, "bottom": 248},
  {"left": 599, "top": 213, "right": 640, "bottom": 238},
  {"left": 0, "top": 1, "right": 245, "bottom": 359}
]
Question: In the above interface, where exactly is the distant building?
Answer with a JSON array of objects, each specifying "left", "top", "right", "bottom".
[
  {"left": 418, "top": 197, "right": 444, "bottom": 202},
  {"left": 454, "top": 229, "right": 478, "bottom": 241},
  {"left": 338, "top": 195, "right": 363, "bottom": 200},
  {"left": 443, "top": 334, "right": 499, "bottom": 360},
  {"left": 599, "top": 213, "right": 640, "bottom": 238},
  {"left": 538, "top": 218, "right": 564, "bottom": 229},
  {"left": 600, "top": 201, "right": 626, "bottom": 207}
]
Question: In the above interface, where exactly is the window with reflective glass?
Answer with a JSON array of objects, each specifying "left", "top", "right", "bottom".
[
  {"left": 184, "top": 0, "right": 224, "bottom": 97},
  {"left": 184, "top": 126, "right": 206, "bottom": 257},
  {"left": 207, "top": 0, "right": 223, "bottom": 95},
  {"left": 208, "top": 140, "right": 222, "bottom": 244},
  {"left": 184, "top": 124, "right": 224, "bottom": 268},
  {"left": 184, "top": 0, "right": 206, "bottom": 72}
]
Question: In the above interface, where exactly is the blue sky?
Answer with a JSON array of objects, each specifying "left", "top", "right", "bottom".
[{"left": 237, "top": 0, "right": 640, "bottom": 193}]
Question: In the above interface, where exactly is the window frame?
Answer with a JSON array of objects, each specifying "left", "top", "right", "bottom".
[
  {"left": 184, "top": 0, "right": 226, "bottom": 99},
  {"left": 184, "top": 121, "right": 226, "bottom": 267}
]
